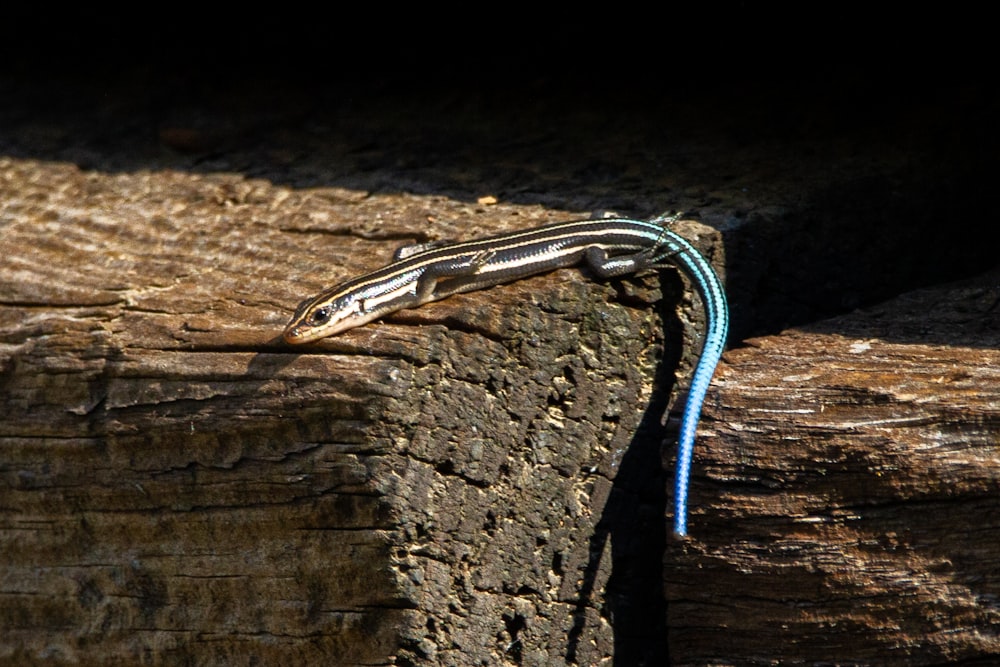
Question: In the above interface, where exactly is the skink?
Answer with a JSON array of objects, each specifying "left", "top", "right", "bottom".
[{"left": 283, "top": 216, "right": 728, "bottom": 536}]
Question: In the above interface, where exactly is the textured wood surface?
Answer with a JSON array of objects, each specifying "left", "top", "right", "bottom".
[
  {"left": 667, "top": 268, "right": 1000, "bottom": 665},
  {"left": 2, "top": 62, "right": 998, "bottom": 665},
  {"left": 2, "top": 158, "right": 712, "bottom": 665}
]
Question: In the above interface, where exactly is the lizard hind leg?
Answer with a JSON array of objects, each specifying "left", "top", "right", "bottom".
[{"left": 583, "top": 245, "right": 655, "bottom": 278}]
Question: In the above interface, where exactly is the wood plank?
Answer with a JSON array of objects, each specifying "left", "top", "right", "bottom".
[
  {"left": 2, "top": 158, "right": 703, "bottom": 664},
  {"left": 667, "top": 268, "right": 1000, "bottom": 665}
]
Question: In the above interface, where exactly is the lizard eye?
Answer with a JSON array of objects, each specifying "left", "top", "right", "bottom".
[{"left": 309, "top": 306, "right": 332, "bottom": 326}]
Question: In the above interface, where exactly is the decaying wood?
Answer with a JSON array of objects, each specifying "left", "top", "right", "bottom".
[
  {"left": 667, "top": 268, "right": 1000, "bottom": 665},
  {"left": 2, "top": 159, "right": 708, "bottom": 665}
]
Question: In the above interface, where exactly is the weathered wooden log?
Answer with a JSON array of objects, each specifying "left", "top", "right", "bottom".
[
  {"left": 667, "top": 268, "right": 1000, "bottom": 665},
  {"left": 4, "top": 74, "right": 997, "bottom": 665},
  {"left": 2, "top": 159, "right": 718, "bottom": 664}
]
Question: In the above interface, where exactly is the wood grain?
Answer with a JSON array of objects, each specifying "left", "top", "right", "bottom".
[
  {"left": 1, "top": 158, "right": 695, "bottom": 665},
  {"left": 667, "top": 269, "right": 1000, "bottom": 665}
]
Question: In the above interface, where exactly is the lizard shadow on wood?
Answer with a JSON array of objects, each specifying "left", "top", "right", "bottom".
[{"left": 566, "top": 269, "right": 684, "bottom": 665}]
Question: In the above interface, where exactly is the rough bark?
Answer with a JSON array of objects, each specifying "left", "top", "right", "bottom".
[
  {"left": 667, "top": 268, "right": 1000, "bottom": 665},
  {"left": 1, "top": 159, "right": 715, "bottom": 665}
]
